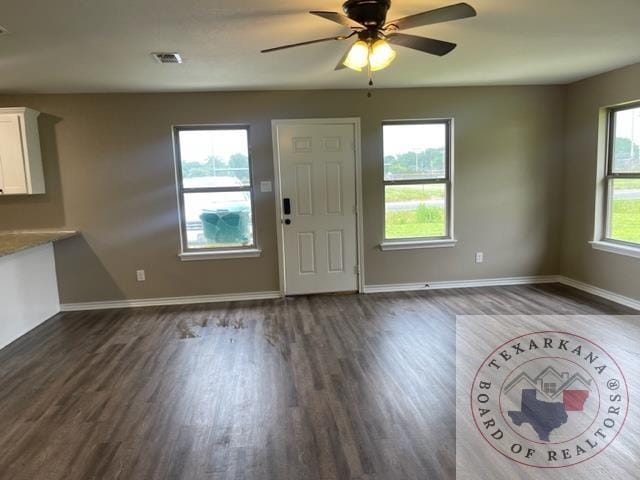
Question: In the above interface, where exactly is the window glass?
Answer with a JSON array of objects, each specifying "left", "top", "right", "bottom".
[
  {"left": 179, "top": 129, "right": 250, "bottom": 188},
  {"left": 183, "top": 192, "right": 253, "bottom": 249},
  {"left": 383, "top": 123, "right": 446, "bottom": 181},
  {"left": 611, "top": 107, "right": 640, "bottom": 173},
  {"left": 385, "top": 184, "right": 446, "bottom": 239},
  {"left": 609, "top": 178, "right": 640, "bottom": 244}
]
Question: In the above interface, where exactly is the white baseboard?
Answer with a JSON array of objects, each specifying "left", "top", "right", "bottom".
[
  {"left": 362, "top": 275, "right": 560, "bottom": 294},
  {"left": 60, "top": 291, "right": 282, "bottom": 311},
  {"left": 58, "top": 276, "right": 640, "bottom": 313},
  {"left": 557, "top": 276, "right": 640, "bottom": 311},
  {"left": 363, "top": 275, "right": 640, "bottom": 312}
]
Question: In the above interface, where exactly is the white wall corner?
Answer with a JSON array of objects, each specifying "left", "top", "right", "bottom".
[{"left": 557, "top": 276, "right": 640, "bottom": 311}]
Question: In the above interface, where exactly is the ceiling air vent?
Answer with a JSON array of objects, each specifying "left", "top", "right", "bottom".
[
  {"left": 152, "top": 52, "right": 183, "bottom": 64},
  {"left": 0, "top": 25, "right": 9, "bottom": 36}
]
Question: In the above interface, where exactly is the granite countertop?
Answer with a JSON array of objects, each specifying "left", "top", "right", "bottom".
[{"left": 0, "top": 230, "right": 78, "bottom": 258}]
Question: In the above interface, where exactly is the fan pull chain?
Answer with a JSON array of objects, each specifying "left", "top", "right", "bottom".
[{"left": 367, "top": 63, "right": 374, "bottom": 98}]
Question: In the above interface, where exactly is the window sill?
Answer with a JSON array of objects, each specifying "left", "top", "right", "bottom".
[
  {"left": 380, "top": 239, "right": 457, "bottom": 251},
  {"left": 590, "top": 241, "right": 640, "bottom": 259},
  {"left": 179, "top": 248, "right": 262, "bottom": 261}
]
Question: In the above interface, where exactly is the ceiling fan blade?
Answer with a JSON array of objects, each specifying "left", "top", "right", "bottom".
[
  {"left": 261, "top": 35, "right": 345, "bottom": 53},
  {"left": 334, "top": 47, "right": 351, "bottom": 70},
  {"left": 310, "top": 11, "right": 365, "bottom": 29},
  {"left": 386, "top": 2, "right": 476, "bottom": 31},
  {"left": 387, "top": 33, "right": 457, "bottom": 56}
]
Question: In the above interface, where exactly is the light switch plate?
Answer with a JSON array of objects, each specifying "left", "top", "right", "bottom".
[{"left": 260, "top": 181, "right": 272, "bottom": 193}]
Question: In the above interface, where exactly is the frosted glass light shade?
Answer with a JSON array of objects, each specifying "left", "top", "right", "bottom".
[
  {"left": 369, "top": 39, "right": 396, "bottom": 71},
  {"left": 343, "top": 40, "right": 369, "bottom": 71}
]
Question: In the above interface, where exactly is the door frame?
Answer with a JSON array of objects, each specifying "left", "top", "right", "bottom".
[{"left": 271, "top": 118, "right": 365, "bottom": 296}]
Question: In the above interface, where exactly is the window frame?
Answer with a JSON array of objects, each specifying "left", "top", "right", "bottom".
[
  {"left": 380, "top": 119, "right": 455, "bottom": 250},
  {"left": 173, "top": 124, "right": 260, "bottom": 260},
  {"left": 600, "top": 102, "right": 640, "bottom": 249}
]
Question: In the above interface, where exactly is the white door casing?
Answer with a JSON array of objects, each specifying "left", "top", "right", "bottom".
[{"left": 273, "top": 120, "right": 361, "bottom": 295}]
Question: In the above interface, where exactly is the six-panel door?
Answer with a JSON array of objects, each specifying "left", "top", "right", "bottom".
[{"left": 276, "top": 123, "right": 358, "bottom": 295}]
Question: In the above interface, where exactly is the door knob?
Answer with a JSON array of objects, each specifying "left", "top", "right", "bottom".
[{"left": 284, "top": 219, "right": 291, "bottom": 225}]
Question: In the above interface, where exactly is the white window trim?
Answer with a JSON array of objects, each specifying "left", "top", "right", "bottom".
[
  {"left": 590, "top": 241, "right": 640, "bottom": 259},
  {"left": 379, "top": 118, "right": 455, "bottom": 250},
  {"left": 592, "top": 103, "right": 640, "bottom": 259},
  {"left": 173, "top": 124, "right": 259, "bottom": 260},
  {"left": 380, "top": 238, "right": 457, "bottom": 251},
  {"left": 179, "top": 248, "right": 262, "bottom": 261}
]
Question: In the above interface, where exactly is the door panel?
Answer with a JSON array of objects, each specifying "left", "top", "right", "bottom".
[
  {"left": 276, "top": 122, "right": 358, "bottom": 295},
  {"left": 327, "top": 230, "right": 345, "bottom": 273},
  {"left": 322, "top": 136, "right": 341, "bottom": 152},
  {"left": 325, "top": 163, "right": 343, "bottom": 215},
  {"left": 294, "top": 164, "right": 313, "bottom": 215},
  {"left": 297, "top": 232, "right": 316, "bottom": 274}
]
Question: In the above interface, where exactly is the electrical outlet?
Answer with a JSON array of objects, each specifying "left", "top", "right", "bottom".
[
  {"left": 475, "top": 252, "right": 484, "bottom": 264},
  {"left": 136, "top": 269, "right": 146, "bottom": 282}
]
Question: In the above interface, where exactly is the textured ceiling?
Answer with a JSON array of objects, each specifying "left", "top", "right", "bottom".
[{"left": 1, "top": 0, "right": 639, "bottom": 93}]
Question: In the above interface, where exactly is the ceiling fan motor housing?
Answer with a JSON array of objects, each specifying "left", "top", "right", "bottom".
[{"left": 342, "top": 0, "right": 391, "bottom": 28}]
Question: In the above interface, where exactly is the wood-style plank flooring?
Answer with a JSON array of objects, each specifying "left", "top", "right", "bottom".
[{"left": 0, "top": 284, "right": 635, "bottom": 480}]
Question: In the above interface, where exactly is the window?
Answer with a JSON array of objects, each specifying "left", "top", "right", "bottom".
[
  {"left": 174, "top": 126, "right": 259, "bottom": 259},
  {"left": 543, "top": 383, "right": 557, "bottom": 395},
  {"left": 380, "top": 120, "right": 454, "bottom": 250},
  {"left": 596, "top": 104, "right": 640, "bottom": 255}
]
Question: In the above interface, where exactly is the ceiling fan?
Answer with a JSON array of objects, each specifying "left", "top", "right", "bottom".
[{"left": 261, "top": 1, "right": 477, "bottom": 74}]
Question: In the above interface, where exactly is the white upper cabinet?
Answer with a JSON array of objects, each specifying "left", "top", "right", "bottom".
[{"left": 0, "top": 107, "right": 45, "bottom": 195}]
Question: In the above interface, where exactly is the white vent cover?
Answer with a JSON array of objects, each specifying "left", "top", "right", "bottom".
[{"left": 152, "top": 52, "right": 183, "bottom": 64}]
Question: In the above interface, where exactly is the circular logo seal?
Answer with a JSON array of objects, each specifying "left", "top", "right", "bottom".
[{"left": 470, "top": 331, "right": 629, "bottom": 468}]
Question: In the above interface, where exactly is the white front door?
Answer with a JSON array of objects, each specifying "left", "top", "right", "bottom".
[{"left": 274, "top": 122, "right": 359, "bottom": 295}]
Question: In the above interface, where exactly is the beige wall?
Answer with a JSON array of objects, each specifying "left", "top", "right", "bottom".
[
  {"left": 561, "top": 63, "right": 640, "bottom": 299},
  {"left": 0, "top": 87, "right": 566, "bottom": 303}
]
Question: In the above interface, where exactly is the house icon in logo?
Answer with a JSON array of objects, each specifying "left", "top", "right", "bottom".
[
  {"left": 503, "top": 366, "right": 593, "bottom": 441},
  {"left": 504, "top": 366, "right": 592, "bottom": 401}
]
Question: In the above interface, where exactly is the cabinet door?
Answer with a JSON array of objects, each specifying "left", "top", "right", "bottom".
[{"left": 0, "top": 115, "right": 28, "bottom": 195}]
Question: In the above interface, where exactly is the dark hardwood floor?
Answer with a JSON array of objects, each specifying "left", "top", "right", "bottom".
[{"left": 0, "top": 284, "right": 634, "bottom": 480}]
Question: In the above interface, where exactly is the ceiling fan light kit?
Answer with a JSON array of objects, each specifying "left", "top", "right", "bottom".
[
  {"left": 343, "top": 40, "right": 370, "bottom": 71},
  {"left": 261, "top": 1, "right": 477, "bottom": 83},
  {"left": 368, "top": 39, "right": 396, "bottom": 71},
  {"left": 342, "top": 37, "right": 397, "bottom": 72}
]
